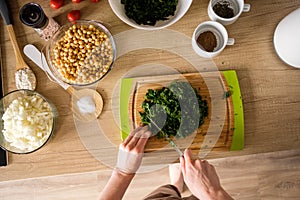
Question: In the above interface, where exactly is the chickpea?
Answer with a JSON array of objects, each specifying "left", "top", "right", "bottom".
[{"left": 52, "top": 24, "right": 114, "bottom": 84}]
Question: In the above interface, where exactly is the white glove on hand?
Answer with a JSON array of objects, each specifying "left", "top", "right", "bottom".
[{"left": 116, "top": 126, "right": 151, "bottom": 174}]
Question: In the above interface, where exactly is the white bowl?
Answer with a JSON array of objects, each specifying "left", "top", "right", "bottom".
[{"left": 108, "top": 0, "right": 193, "bottom": 30}]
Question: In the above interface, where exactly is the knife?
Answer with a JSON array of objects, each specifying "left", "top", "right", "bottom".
[
  {"left": 0, "top": 23, "right": 8, "bottom": 167},
  {"left": 147, "top": 116, "right": 184, "bottom": 157}
]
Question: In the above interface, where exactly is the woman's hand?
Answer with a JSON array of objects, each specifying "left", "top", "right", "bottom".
[
  {"left": 116, "top": 126, "right": 152, "bottom": 174},
  {"left": 180, "top": 149, "right": 233, "bottom": 200},
  {"left": 100, "top": 126, "right": 151, "bottom": 200}
]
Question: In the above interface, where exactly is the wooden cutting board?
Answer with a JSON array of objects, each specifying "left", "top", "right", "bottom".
[{"left": 127, "top": 71, "right": 235, "bottom": 154}]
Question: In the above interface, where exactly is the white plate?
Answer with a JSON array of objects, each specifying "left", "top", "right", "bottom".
[
  {"left": 274, "top": 8, "right": 300, "bottom": 68},
  {"left": 108, "top": 0, "right": 192, "bottom": 30}
]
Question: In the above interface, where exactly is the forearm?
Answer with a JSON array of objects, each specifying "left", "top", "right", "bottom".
[{"left": 99, "top": 169, "right": 135, "bottom": 200}]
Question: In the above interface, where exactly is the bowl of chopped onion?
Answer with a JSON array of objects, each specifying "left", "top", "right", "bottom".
[
  {"left": 0, "top": 90, "right": 57, "bottom": 154},
  {"left": 108, "top": 0, "right": 193, "bottom": 30}
]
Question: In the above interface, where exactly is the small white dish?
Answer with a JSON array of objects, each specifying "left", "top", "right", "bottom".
[
  {"left": 274, "top": 8, "right": 300, "bottom": 68},
  {"left": 108, "top": 0, "right": 192, "bottom": 30}
]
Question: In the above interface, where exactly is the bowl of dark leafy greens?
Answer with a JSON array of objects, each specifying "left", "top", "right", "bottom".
[{"left": 108, "top": 0, "right": 193, "bottom": 30}]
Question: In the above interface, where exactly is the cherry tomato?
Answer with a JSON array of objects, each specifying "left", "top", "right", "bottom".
[
  {"left": 72, "top": 0, "right": 82, "bottom": 3},
  {"left": 50, "top": 0, "right": 64, "bottom": 9},
  {"left": 90, "top": 0, "right": 100, "bottom": 2},
  {"left": 67, "top": 10, "right": 81, "bottom": 22}
]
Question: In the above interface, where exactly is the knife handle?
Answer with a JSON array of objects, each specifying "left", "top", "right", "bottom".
[{"left": 0, "top": 0, "right": 11, "bottom": 25}]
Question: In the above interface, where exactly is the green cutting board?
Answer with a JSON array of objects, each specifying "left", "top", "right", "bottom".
[{"left": 120, "top": 70, "right": 244, "bottom": 151}]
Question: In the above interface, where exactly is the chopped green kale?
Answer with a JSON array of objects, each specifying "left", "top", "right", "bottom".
[
  {"left": 139, "top": 81, "right": 208, "bottom": 139},
  {"left": 121, "top": 0, "right": 178, "bottom": 25}
]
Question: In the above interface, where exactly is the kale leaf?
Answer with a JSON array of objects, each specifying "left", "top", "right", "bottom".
[
  {"left": 121, "top": 0, "right": 178, "bottom": 25},
  {"left": 139, "top": 81, "right": 208, "bottom": 139}
]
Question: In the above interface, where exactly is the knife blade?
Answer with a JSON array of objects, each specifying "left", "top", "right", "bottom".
[
  {"left": 0, "top": 24, "right": 8, "bottom": 167},
  {"left": 147, "top": 117, "right": 183, "bottom": 157}
]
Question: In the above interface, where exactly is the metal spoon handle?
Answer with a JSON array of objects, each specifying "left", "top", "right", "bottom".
[{"left": 147, "top": 116, "right": 183, "bottom": 157}]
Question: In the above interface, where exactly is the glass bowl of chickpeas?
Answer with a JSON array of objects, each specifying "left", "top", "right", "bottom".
[{"left": 44, "top": 20, "right": 116, "bottom": 86}]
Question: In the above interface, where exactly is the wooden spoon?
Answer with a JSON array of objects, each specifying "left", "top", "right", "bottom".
[
  {"left": 0, "top": 0, "right": 36, "bottom": 90},
  {"left": 24, "top": 44, "right": 103, "bottom": 122}
]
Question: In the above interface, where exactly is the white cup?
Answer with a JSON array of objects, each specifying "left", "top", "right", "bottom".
[
  {"left": 208, "top": 0, "right": 250, "bottom": 25},
  {"left": 192, "top": 21, "right": 234, "bottom": 58}
]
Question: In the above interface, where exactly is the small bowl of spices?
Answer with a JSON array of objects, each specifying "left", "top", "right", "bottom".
[
  {"left": 192, "top": 21, "right": 234, "bottom": 58},
  {"left": 44, "top": 20, "right": 116, "bottom": 86},
  {"left": 208, "top": 0, "right": 250, "bottom": 25}
]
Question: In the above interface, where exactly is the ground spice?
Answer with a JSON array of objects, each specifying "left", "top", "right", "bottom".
[
  {"left": 213, "top": 1, "right": 234, "bottom": 19},
  {"left": 196, "top": 31, "right": 217, "bottom": 52},
  {"left": 15, "top": 68, "right": 37, "bottom": 90},
  {"left": 35, "top": 18, "right": 60, "bottom": 41}
]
